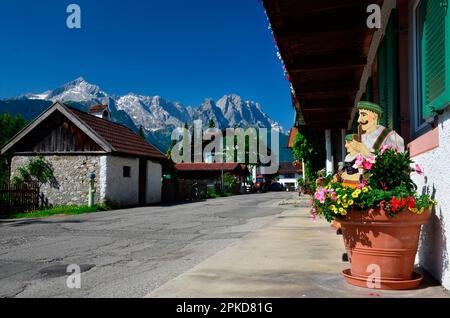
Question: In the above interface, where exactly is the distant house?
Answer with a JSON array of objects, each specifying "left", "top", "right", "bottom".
[
  {"left": 277, "top": 162, "right": 302, "bottom": 191},
  {"left": 0, "top": 101, "right": 167, "bottom": 207},
  {"left": 175, "top": 163, "right": 249, "bottom": 181},
  {"left": 175, "top": 163, "right": 249, "bottom": 194}
]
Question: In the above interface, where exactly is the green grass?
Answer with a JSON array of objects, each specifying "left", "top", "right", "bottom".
[{"left": 11, "top": 205, "right": 110, "bottom": 219}]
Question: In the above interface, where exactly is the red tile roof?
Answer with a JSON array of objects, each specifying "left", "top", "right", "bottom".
[
  {"left": 67, "top": 105, "right": 164, "bottom": 159},
  {"left": 287, "top": 128, "right": 298, "bottom": 149},
  {"left": 175, "top": 163, "right": 246, "bottom": 172}
]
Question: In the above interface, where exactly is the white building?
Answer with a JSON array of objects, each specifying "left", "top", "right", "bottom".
[
  {"left": 277, "top": 162, "right": 302, "bottom": 191},
  {"left": 1, "top": 101, "right": 166, "bottom": 207}
]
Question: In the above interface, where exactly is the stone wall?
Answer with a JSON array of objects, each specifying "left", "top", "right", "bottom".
[{"left": 10, "top": 155, "right": 104, "bottom": 206}]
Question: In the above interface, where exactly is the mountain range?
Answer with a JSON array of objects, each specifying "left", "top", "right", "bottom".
[{"left": 0, "top": 77, "right": 292, "bottom": 161}]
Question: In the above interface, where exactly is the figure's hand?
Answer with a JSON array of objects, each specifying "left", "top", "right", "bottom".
[{"left": 351, "top": 141, "right": 371, "bottom": 157}]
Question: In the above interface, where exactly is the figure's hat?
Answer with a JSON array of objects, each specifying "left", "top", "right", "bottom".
[
  {"left": 345, "top": 134, "right": 353, "bottom": 142},
  {"left": 357, "top": 101, "right": 383, "bottom": 116}
]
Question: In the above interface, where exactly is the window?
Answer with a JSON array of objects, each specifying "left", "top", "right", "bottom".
[
  {"left": 123, "top": 166, "right": 131, "bottom": 178},
  {"left": 411, "top": 0, "right": 450, "bottom": 137},
  {"left": 378, "top": 12, "right": 399, "bottom": 131}
]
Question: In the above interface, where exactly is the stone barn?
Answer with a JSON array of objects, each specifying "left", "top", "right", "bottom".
[{"left": 1, "top": 101, "right": 167, "bottom": 207}]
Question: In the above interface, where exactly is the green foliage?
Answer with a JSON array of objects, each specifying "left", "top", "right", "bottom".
[
  {"left": 368, "top": 148, "right": 416, "bottom": 192},
  {"left": 11, "top": 205, "right": 110, "bottom": 219},
  {"left": 165, "top": 139, "right": 178, "bottom": 160},
  {"left": 291, "top": 131, "right": 325, "bottom": 183},
  {"left": 208, "top": 119, "right": 216, "bottom": 128},
  {"left": 297, "top": 177, "right": 304, "bottom": 187},
  {"left": 139, "top": 125, "right": 145, "bottom": 138},
  {"left": 12, "top": 156, "right": 57, "bottom": 188},
  {"left": 0, "top": 113, "right": 26, "bottom": 147},
  {"left": 0, "top": 113, "right": 27, "bottom": 183},
  {"left": 204, "top": 187, "right": 220, "bottom": 199},
  {"left": 224, "top": 172, "right": 238, "bottom": 187}
]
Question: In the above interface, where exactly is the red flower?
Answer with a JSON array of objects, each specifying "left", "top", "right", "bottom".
[
  {"left": 407, "top": 196, "right": 416, "bottom": 209},
  {"left": 391, "top": 197, "right": 403, "bottom": 213}
]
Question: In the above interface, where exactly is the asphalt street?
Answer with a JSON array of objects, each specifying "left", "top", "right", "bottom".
[{"left": 0, "top": 192, "right": 292, "bottom": 297}]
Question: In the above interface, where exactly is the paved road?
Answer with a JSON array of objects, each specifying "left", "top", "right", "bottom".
[{"left": 0, "top": 192, "right": 292, "bottom": 297}]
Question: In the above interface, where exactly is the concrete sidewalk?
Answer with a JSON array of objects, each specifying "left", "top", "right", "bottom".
[{"left": 146, "top": 195, "right": 450, "bottom": 298}]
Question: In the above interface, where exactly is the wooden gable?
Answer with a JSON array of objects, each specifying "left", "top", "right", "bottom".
[{"left": 8, "top": 111, "right": 104, "bottom": 154}]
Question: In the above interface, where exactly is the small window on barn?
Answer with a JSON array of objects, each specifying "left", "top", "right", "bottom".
[{"left": 123, "top": 166, "right": 131, "bottom": 178}]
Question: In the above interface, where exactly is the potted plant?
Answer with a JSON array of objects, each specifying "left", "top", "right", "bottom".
[{"left": 311, "top": 146, "right": 436, "bottom": 290}]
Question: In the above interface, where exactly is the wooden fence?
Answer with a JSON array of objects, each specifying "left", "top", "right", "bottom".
[{"left": 0, "top": 182, "right": 39, "bottom": 216}]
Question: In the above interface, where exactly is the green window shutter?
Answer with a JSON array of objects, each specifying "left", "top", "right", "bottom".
[
  {"left": 421, "top": 0, "right": 449, "bottom": 117},
  {"left": 378, "top": 12, "right": 398, "bottom": 131}
]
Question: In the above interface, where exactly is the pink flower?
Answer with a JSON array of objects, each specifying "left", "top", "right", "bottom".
[
  {"left": 357, "top": 180, "right": 367, "bottom": 189},
  {"left": 353, "top": 154, "right": 365, "bottom": 169},
  {"left": 308, "top": 199, "right": 313, "bottom": 205},
  {"left": 330, "top": 192, "right": 338, "bottom": 201},
  {"left": 363, "top": 161, "right": 373, "bottom": 170},
  {"left": 314, "top": 188, "right": 326, "bottom": 204},
  {"left": 381, "top": 145, "right": 391, "bottom": 153},
  {"left": 415, "top": 164, "right": 424, "bottom": 176},
  {"left": 367, "top": 155, "right": 376, "bottom": 164}
]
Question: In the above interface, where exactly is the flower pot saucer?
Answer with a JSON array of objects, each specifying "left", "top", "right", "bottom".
[{"left": 342, "top": 269, "right": 423, "bottom": 290}]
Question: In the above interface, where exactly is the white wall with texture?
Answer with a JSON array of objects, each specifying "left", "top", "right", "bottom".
[{"left": 412, "top": 109, "right": 450, "bottom": 290}]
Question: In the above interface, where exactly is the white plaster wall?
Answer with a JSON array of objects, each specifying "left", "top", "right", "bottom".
[
  {"left": 104, "top": 156, "right": 139, "bottom": 207},
  {"left": 412, "top": 108, "right": 450, "bottom": 290},
  {"left": 146, "top": 160, "right": 162, "bottom": 204},
  {"left": 278, "top": 174, "right": 301, "bottom": 190},
  {"left": 99, "top": 156, "right": 107, "bottom": 203}
]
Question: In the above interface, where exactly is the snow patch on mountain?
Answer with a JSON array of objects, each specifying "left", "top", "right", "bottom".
[{"left": 10, "top": 77, "right": 285, "bottom": 133}]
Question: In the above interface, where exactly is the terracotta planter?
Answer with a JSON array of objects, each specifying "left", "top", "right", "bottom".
[{"left": 340, "top": 207, "right": 431, "bottom": 290}]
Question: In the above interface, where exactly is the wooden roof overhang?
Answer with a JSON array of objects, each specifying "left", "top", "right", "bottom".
[{"left": 263, "top": 0, "right": 395, "bottom": 131}]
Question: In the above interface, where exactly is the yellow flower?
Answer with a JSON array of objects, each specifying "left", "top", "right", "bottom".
[
  {"left": 362, "top": 187, "right": 369, "bottom": 193},
  {"left": 343, "top": 204, "right": 349, "bottom": 208},
  {"left": 339, "top": 208, "right": 344, "bottom": 214},
  {"left": 337, "top": 199, "right": 342, "bottom": 204},
  {"left": 348, "top": 200, "right": 354, "bottom": 206},
  {"left": 343, "top": 194, "right": 348, "bottom": 199},
  {"left": 352, "top": 191, "right": 360, "bottom": 198}
]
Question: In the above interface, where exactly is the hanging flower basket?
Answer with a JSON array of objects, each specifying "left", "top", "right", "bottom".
[{"left": 311, "top": 147, "right": 436, "bottom": 290}]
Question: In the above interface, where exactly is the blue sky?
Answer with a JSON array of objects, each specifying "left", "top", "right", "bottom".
[{"left": 0, "top": 0, "right": 294, "bottom": 129}]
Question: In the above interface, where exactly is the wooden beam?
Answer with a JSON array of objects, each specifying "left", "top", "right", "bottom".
[
  {"left": 277, "top": 0, "right": 384, "bottom": 16},
  {"left": 290, "top": 54, "right": 367, "bottom": 72},
  {"left": 303, "top": 107, "right": 351, "bottom": 112},
  {"left": 293, "top": 80, "right": 359, "bottom": 94},
  {"left": 280, "top": 6, "right": 371, "bottom": 34}
]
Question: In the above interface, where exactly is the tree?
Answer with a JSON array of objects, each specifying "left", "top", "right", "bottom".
[
  {"left": 0, "top": 114, "right": 26, "bottom": 147},
  {"left": 208, "top": 119, "right": 216, "bottom": 128},
  {"left": 291, "top": 130, "right": 325, "bottom": 188},
  {"left": 0, "top": 114, "right": 26, "bottom": 183},
  {"left": 139, "top": 125, "right": 145, "bottom": 138}
]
